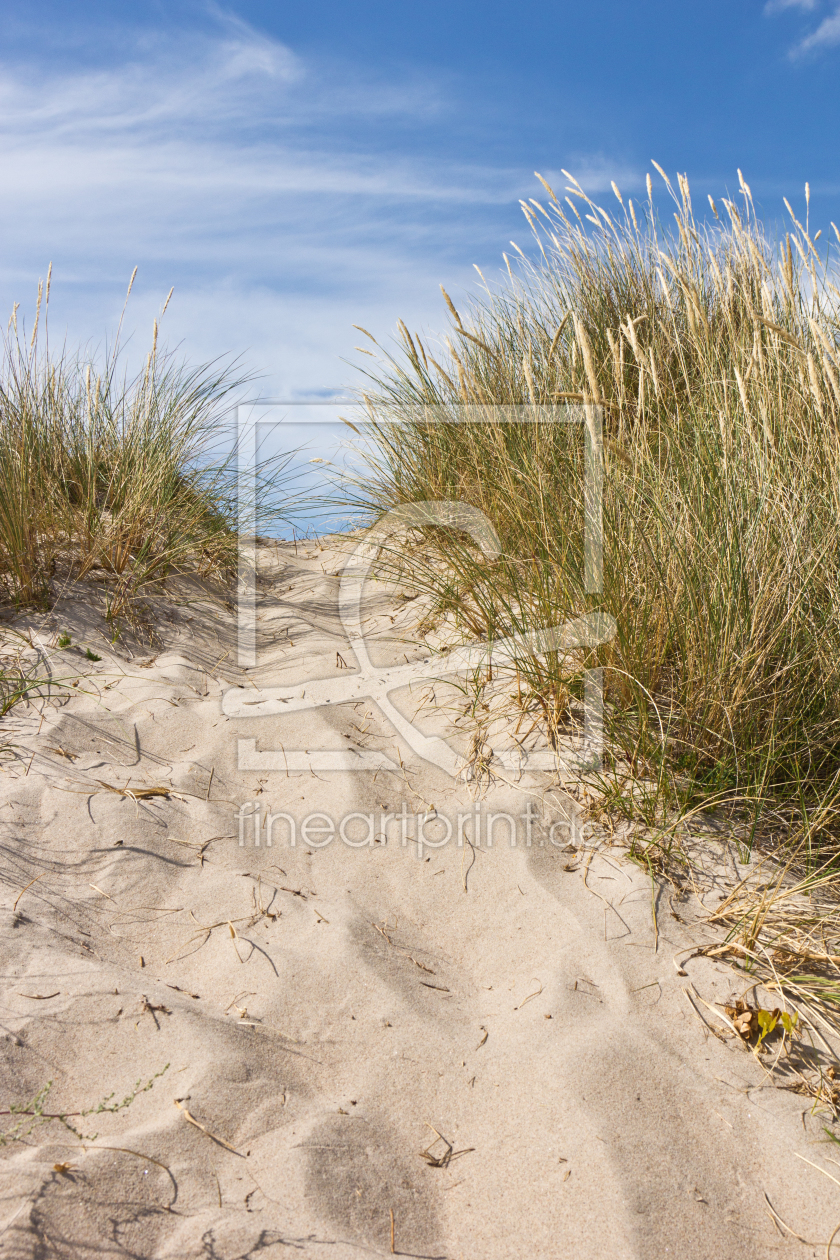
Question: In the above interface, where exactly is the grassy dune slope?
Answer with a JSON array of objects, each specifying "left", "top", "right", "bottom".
[{"left": 347, "top": 167, "right": 840, "bottom": 860}]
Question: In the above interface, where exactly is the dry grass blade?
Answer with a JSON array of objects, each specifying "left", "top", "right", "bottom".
[
  {"left": 0, "top": 1199, "right": 31, "bottom": 1239},
  {"left": 418, "top": 1123, "right": 474, "bottom": 1169},
  {"left": 794, "top": 1152, "right": 840, "bottom": 1192},
  {"left": 683, "top": 987, "right": 729, "bottom": 1043},
  {"left": 66, "top": 1144, "right": 179, "bottom": 1208},
  {"left": 685, "top": 985, "right": 745, "bottom": 1043},
  {"left": 95, "top": 780, "right": 171, "bottom": 800},
  {"left": 762, "top": 1192, "right": 814, "bottom": 1246},
  {"left": 174, "top": 1098, "right": 244, "bottom": 1157},
  {"left": 706, "top": 857, "right": 840, "bottom": 1036},
  {"left": 12, "top": 872, "right": 44, "bottom": 911},
  {"left": 164, "top": 912, "right": 253, "bottom": 964},
  {"left": 514, "top": 980, "right": 543, "bottom": 1010}
]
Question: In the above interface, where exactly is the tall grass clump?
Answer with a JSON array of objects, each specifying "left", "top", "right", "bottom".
[
  {"left": 347, "top": 166, "right": 840, "bottom": 855},
  {"left": 0, "top": 272, "right": 251, "bottom": 620}
]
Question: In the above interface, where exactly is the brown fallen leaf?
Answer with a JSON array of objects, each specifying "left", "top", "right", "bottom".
[{"left": 724, "top": 1002, "right": 754, "bottom": 1039}]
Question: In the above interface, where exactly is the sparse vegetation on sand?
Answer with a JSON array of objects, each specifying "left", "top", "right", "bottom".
[
  {"left": 0, "top": 270, "right": 249, "bottom": 625},
  {"left": 0, "top": 1065, "right": 169, "bottom": 1146},
  {"left": 346, "top": 166, "right": 840, "bottom": 863}
]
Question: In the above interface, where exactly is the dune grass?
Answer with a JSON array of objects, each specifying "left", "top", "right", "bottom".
[
  {"left": 0, "top": 271, "right": 254, "bottom": 625},
  {"left": 345, "top": 166, "right": 840, "bottom": 860}
]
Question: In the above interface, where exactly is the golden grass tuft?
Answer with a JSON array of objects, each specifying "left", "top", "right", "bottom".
[
  {"left": 0, "top": 273, "right": 258, "bottom": 624},
  {"left": 344, "top": 164, "right": 840, "bottom": 859}
]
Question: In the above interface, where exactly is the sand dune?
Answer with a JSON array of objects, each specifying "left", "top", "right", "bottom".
[{"left": 0, "top": 540, "right": 837, "bottom": 1258}]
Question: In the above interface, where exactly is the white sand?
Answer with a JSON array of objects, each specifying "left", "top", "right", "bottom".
[{"left": 0, "top": 539, "right": 837, "bottom": 1258}]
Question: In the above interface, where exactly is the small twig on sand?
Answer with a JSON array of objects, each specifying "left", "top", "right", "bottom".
[
  {"left": 418, "top": 1123, "right": 474, "bottom": 1169},
  {"left": 174, "top": 1099, "right": 244, "bottom": 1156},
  {"left": 95, "top": 780, "right": 171, "bottom": 800},
  {"left": 461, "top": 836, "right": 476, "bottom": 892},
  {"left": 13, "top": 872, "right": 44, "bottom": 911}
]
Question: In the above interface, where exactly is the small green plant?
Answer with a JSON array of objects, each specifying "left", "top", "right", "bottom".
[
  {"left": 0, "top": 1064, "right": 169, "bottom": 1145},
  {"left": 57, "top": 633, "right": 71, "bottom": 648},
  {"left": 0, "top": 633, "right": 58, "bottom": 715},
  {"left": 84, "top": 647, "right": 101, "bottom": 661},
  {"left": 755, "top": 1007, "right": 799, "bottom": 1050}
]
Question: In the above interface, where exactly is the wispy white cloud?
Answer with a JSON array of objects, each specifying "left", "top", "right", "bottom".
[
  {"left": 765, "top": 0, "right": 840, "bottom": 55},
  {"left": 0, "top": 11, "right": 634, "bottom": 396},
  {"left": 0, "top": 24, "right": 442, "bottom": 143},
  {"left": 764, "top": 0, "right": 819, "bottom": 13},
  {"left": 791, "top": 3, "right": 840, "bottom": 52}
]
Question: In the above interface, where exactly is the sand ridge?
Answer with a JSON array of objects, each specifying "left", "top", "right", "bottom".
[{"left": 0, "top": 539, "right": 837, "bottom": 1258}]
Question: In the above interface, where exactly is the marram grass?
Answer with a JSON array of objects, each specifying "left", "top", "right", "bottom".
[
  {"left": 345, "top": 166, "right": 840, "bottom": 856},
  {"left": 0, "top": 271, "right": 249, "bottom": 621}
]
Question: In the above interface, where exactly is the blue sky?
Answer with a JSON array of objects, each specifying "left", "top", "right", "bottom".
[{"left": 1, "top": 0, "right": 839, "bottom": 400}]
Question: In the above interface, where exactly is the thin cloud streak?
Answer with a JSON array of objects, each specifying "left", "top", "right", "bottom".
[
  {"left": 0, "top": 12, "right": 637, "bottom": 395},
  {"left": 0, "top": 24, "right": 445, "bottom": 142},
  {"left": 766, "top": 0, "right": 840, "bottom": 55},
  {"left": 793, "top": 4, "right": 840, "bottom": 52},
  {"left": 764, "top": 0, "right": 819, "bottom": 13}
]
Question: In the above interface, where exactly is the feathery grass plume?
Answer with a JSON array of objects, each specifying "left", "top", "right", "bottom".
[{"left": 343, "top": 166, "right": 840, "bottom": 857}]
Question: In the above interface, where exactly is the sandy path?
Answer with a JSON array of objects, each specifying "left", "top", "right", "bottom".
[{"left": 0, "top": 540, "right": 836, "bottom": 1258}]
